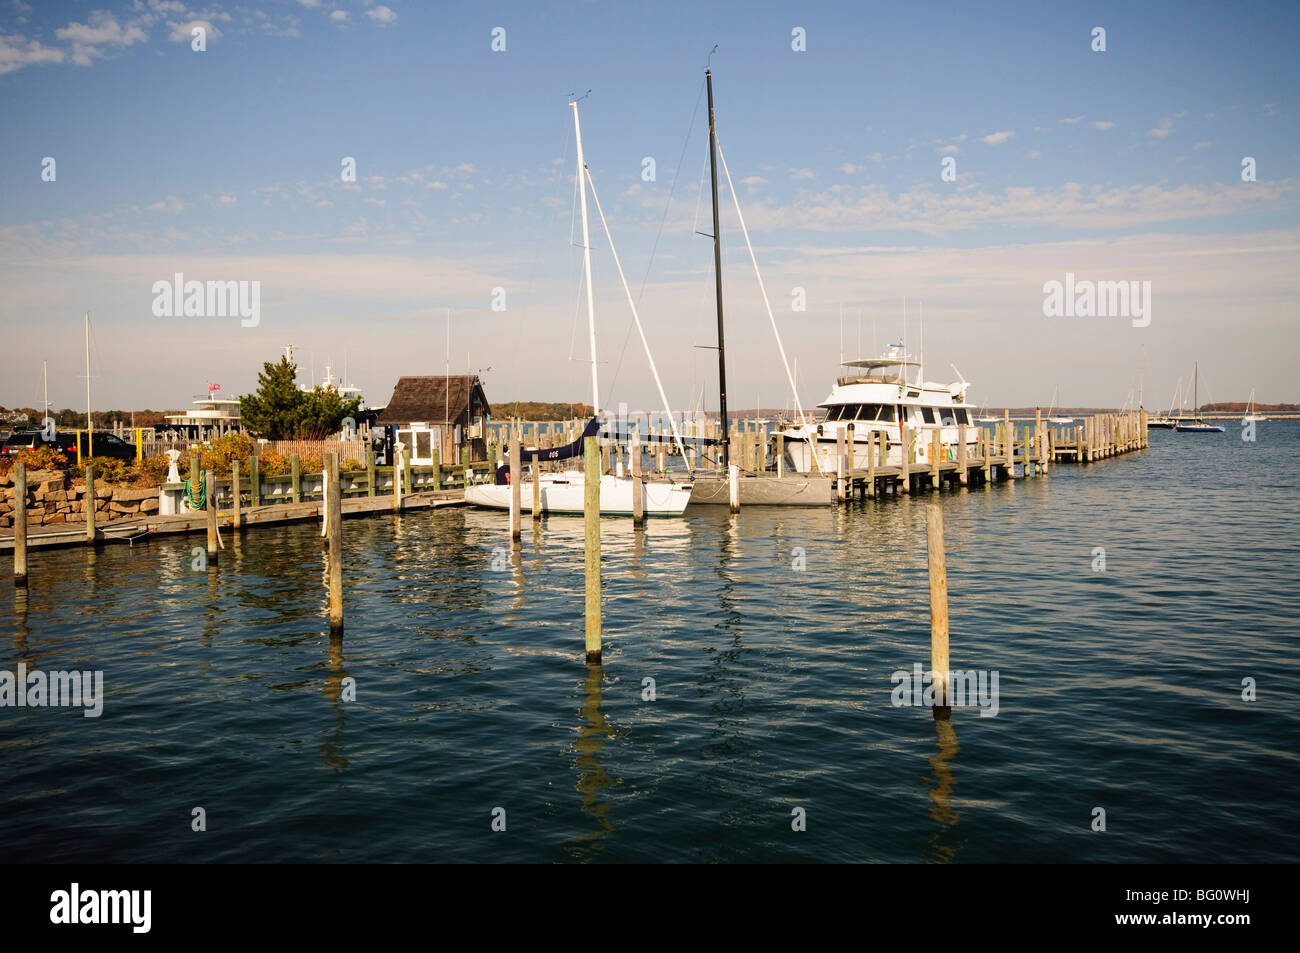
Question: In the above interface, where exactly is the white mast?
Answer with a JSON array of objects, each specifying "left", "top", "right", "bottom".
[
  {"left": 84, "top": 312, "right": 91, "bottom": 451},
  {"left": 42, "top": 359, "right": 48, "bottom": 423},
  {"left": 571, "top": 100, "right": 600, "bottom": 416}
]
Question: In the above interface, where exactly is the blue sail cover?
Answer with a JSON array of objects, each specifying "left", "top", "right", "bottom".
[{"left": 495, "top": 417, "right": 602, "bottom": 484}]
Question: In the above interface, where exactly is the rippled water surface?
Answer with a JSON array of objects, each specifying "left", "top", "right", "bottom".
[{"left": 2, "top": 422, "right": 1298, "bottom": 862}]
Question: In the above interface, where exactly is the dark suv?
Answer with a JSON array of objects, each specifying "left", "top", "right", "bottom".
[{"left": 0, "top": 430, "right": 137, "bottom": 461}]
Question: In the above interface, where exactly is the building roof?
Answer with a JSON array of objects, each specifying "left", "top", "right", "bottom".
[{"left": 375, "top": 375, "right": 488, "bottom": 427}]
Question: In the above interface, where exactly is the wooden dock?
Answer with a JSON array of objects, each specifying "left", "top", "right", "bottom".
[
  {"left": 0, "top": 489, "right": 465, "bottom": 553},
  {"left": 517, "top": 409, "right": 1151, "bottom": 506}
]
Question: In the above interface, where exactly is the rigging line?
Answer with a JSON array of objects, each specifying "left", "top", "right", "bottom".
[
  {"left": 715, "top": 134, "right": 823, "bottom": 473},
  {"left": 585, "top": 169, "right": 692, "bottom": 473},
  {"left": 604, "top": 76, "right": 707, "bottom": 406}
]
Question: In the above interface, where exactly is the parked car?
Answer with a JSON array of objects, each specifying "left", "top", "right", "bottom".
[{"left": 0, "top": 430, "right": 136, "bottom": 461}]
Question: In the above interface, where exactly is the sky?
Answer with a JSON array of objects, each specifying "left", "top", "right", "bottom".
[{"left": 1, "top": 0, "right": 1297, "bottom": 417}]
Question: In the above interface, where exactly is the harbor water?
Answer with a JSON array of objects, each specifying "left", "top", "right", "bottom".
[{"left": 1, "top": 422, "right": 1297, "bottom": 862}]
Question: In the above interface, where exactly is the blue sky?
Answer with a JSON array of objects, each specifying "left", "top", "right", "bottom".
[{"left": 1, "top": 0, "right": 1297, "bottom": 415}]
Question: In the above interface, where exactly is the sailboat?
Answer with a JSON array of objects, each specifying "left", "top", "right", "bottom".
[
  {"left": 683, "top": 66, "right": 837, "bottom": 505},
  {"left": 464, "top": 98, "right": 692, "bottom": 516},
  {"left": 1046, "top": 385, "right": 1074, "bottom": 425},
  {"left": 1148, "top": 377, "right": 1180, "bottom": 428},
  {"left": 1174, "top": 362, "right": 1224, "bottom": 432},
  {"left": 1242, "top": 388, "right": 1267, "bottom": 424}
]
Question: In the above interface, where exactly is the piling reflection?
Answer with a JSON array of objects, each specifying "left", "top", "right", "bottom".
[
  {"left": 926, "top": 714, "right": 960, "bottom": 863},
  {"left": 319, "top": 633, "right": 349, "bottom": 773},
  {"left": 568, "top": 662, "right": 618, "bottom": 860}
]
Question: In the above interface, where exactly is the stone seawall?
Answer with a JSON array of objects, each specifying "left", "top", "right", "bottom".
[{"left": 0, "top": 470, "right": 158, "bottom": 528}]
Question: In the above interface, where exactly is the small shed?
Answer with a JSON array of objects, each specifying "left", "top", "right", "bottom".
[{"left": 375, "top": 375, "right": 491, "bottom": 462}]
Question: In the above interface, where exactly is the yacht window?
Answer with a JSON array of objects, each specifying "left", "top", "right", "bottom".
[
  {"left": 954, "top": 408, "right": 970, "bottom": 425},
  {"left": 874, "top": 404, "right": 897, "bottom": 422},
  {"left": 920, "top": 407, "right": 936, "bottom": 424}
]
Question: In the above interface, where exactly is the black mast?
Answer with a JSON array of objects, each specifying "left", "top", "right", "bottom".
[{"left": 707, "top": 68, "right": 729, "bottom": 470}]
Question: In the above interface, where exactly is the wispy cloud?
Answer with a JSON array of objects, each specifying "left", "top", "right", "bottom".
[
  {"left": 980, "top": 130, "right": 1015, "bottom": 145},
  {"left": 366, "top": 5, "right": 397, "bottom": 25},
  {"left": 1147, "top": 116, "right": 1177, "bottom": 138},
  {"left": 1090, "top": 121, "right": 1115, "bottom": 131}
]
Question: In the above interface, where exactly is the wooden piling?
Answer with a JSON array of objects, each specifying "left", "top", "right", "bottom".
[
  {"left": 532, "top": 458, "right": 541, "bottom": 523},
  {"left": 250, "top": 454, "right": 261, "bottom": 506},
  {"left": 583, "top": 436, "right": 602, "bottom": 664},
  {"left": 900, "top": 417, "right": 911, "bottom": 494},
  {"left": 366, "top": 444, "right": 376, "bottom": 497},
  {"left": 957, "top": 423, "right": 968, "bottom": 486},
  {"left": 728, "top": 463, "right": 740, "bottom": 512},
  {"left": 84, "top": 464, "right": 96, "bottom": 543},
  {"left": 926, "top": 503, "right": 950, "bottom": 712},
  {"left": 631, "top": 431, "right": 644, "bottom": 526},
  {"left": 930, "top": 429, "right": 941, "bottom": 489},
  {"left": 205, "top": 469, "right": 218, "bottom": 563},
  {"left": 392, "top": 444, "right": 403, "bottom": 512},
  {"left": 13, "top": 462, "right": 27, "bottom": 587},
  {"left": 326, "top": 453, "right": 343, "bottom": 635},
  {"left": 290, "top": 454, "right": 301, "bottom": 504},
  {"left": 509, "top": 436, "right": 522, "bottom": 541},
  {"left": 232, "top": 460, "right": 242, "bottom": 530},
  {"left": 776, "top": 433, "right": 785, "bottom": 478},
  {"left": 836, "top": 428, "right": 847, "bottom": 501},
  {"left": 1003, "top": 410, "right": 1013, "bottom": 477}
]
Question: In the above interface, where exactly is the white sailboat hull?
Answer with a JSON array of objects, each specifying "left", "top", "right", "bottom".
[{"left": 464, "top": 471, "right": 692, "bottom": 516}]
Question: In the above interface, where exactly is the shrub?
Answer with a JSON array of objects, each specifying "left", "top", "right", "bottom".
[
  {"left": 81, "top": 456, "right": 131, "bottom": 484},
  {"left": 13, "top": 446, "right": 68, "bottom": 471},
  {"left": 199, "top": 433, "right": 255, "bottom": 477}
]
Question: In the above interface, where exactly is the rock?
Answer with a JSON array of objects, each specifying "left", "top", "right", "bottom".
[
  {"left": 44, "top": 513, "right": 64, "bottom": 524},
  {"left": 46, "top": 490, "right": 66, "bottom": 502},
  {"left": 139, "top": 498, "right": 159, "bottom": 513},
  {"left": 111, "top": 486, "right": 156, "bottom": 503},
  {"left": 94, "top": 486, "right": 112, "bottom": 499}
]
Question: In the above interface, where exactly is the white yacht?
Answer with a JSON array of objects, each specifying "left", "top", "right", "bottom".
[{"left": 775, "top": 345, "right": 979, "bottom": 473}]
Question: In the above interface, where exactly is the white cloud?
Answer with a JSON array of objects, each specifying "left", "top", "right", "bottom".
[
  {"left": 1193, "top": 141, "right": 1213, "bottom": 151},
  {"left": 980, "top": 130, "right": 1015, "bottom": 145},
  {"left": 147, "top": 195, "right": 187, "bottom": 214},
  {"left": 330, "top": 10, "right": 348, "bottom": 22},
  {"left": 789, "top": 168, "right": 815, "bottom": 180},
  {"left": 1090, "top": 121, "right": 1115, "bottom": 131},
  {"left": 741, "top": 175, "right": 768, "bottom": 188},
  {"left": 0, "top": 32, "right": 65, "bottom": 74},
  {"left": 366, "top": 5, "right": 397, "bottom": 24},
  {"left": 218, "top": 193, "right": 236, "bottom": 206},
  {"left": 1059, "top": 116, "right": 1085, "bottom": 125},
  {"left": 56, "top": 11, "right": 147, "bottom": 65},
  {"left": 839, "top": 163, "right": 862, "bottom": 174},
  {"left": 168, "top": 19, "right": 222, "bottom": 44},
  {"left": 939, "top": 145, "right": 959, "bottom": 155},
  {"left": 1147, "top": 116, "right": 1176, "bottom": 138},
  {"left": 1024, "top": 150, "right": 1041, "bottom": 160}
]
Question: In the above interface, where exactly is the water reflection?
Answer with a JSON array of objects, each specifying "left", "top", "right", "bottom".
[
  {"left": 568, "top": 662, "right": 618, "bottom": 860},
  {"left": 926, "top": 715, "right": 960, "bottom": 863},
  {"left": 319, "top": 633, "right": 349, "bottom": 773}
]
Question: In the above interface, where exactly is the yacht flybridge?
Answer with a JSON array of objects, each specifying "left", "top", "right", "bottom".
[{"left": 775, "top": 344, "right": 979, "bottom": 473}]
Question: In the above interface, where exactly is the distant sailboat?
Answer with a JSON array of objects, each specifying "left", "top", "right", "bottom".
[
  {"left": 1046, "top": 385, "right": 1074, "bottom": 425},
  {"left": 1175, "top": 362, "right": 1224, "bottom": 433},
  {"left": 1242, "top": 388, "right": 1267, "bottom": 424},
  {"left": 1148, "top": 377, "right": 1181, "bottom": 428}
]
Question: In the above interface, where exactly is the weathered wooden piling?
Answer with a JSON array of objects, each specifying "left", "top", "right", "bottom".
[
  {"left": 231, "top": 460, "right": 242, "bottom": 530},
  {"left": 583, "top": 436, "right": 602, "bottom": 664},
  {"left": 13, "top": 462, "right": 27, "bottom": 587},
  {"left": 926, "top": 503, "right": 950, "bottom": 714},
  {"left": 728, "top": 463, "right": 740, "bottom": 512},
  {"left": 631, "top": 431, "right": 644, "bottom": 526},
  {"left": 290, "top": 454, "right": 301, "bottom": 504},
  {"left": 84, "top": 464, "right": 96, "bottom": 543},
  {"left": 366, "top": 445, "right": 376, "bottom": 497},
  {"left": 326, "top": 453, "right": 343, "bottom": 634},
  {"left": 249, "top": 454, "right": 261, "bottom": 506},
  {"left": 392, "top": 443, "right": 404, "bottom": 512},
  {"left": 509, "top": 436, "right": 522, "bottom": 541},
  {"left": 205, "top": 469, "right": 218, "bottom": 563},
  {"left": 532, "top": 457, "right": 541, "bottom": 523}
]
